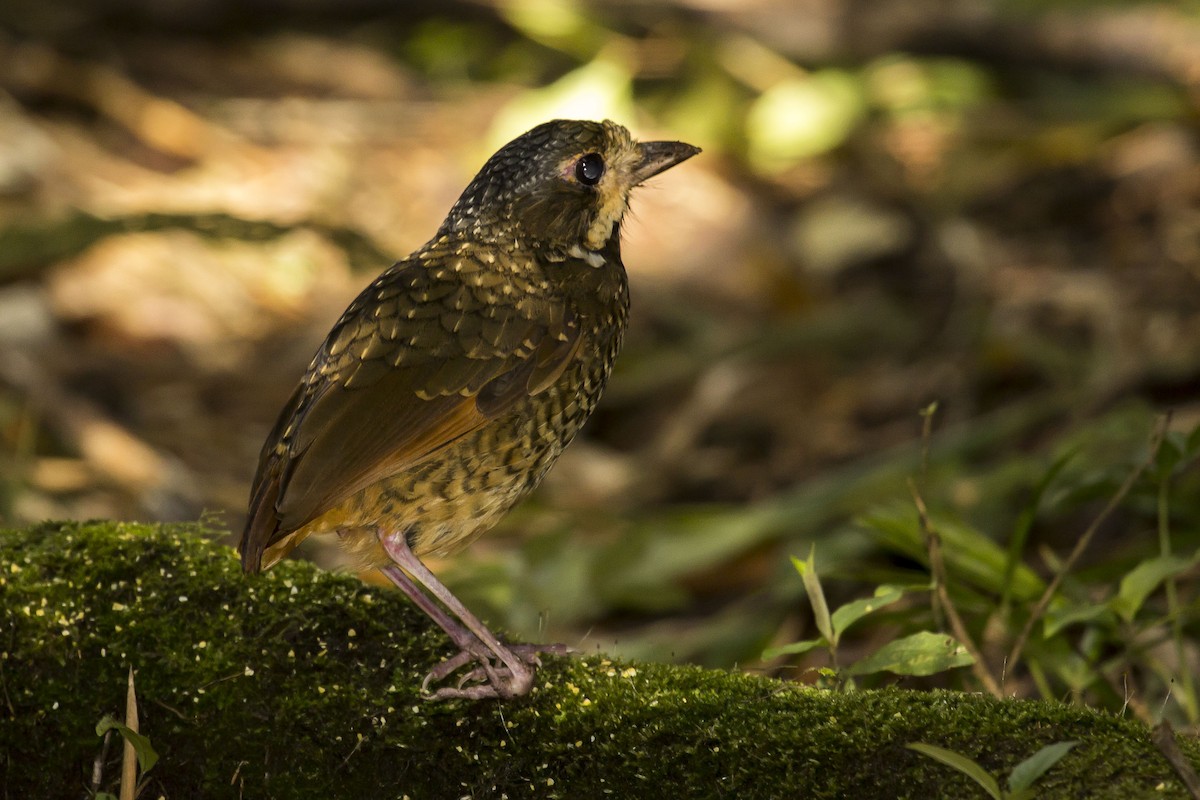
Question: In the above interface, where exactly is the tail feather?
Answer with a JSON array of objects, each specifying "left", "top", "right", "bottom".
[{"left": 240, "top": 475, "right": 282, "bottom": 574}]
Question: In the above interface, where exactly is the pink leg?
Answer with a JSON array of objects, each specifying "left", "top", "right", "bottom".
[
  {"left": 379, "top": 565, "right": 500, "bottom": 693},
  {"left": 378, "top": 530, "right": 568, "bottom": 700}
]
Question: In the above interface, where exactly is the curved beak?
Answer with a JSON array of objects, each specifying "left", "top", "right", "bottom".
[{"left": 633, "top": 140, "right": 701, "bottom": 184}]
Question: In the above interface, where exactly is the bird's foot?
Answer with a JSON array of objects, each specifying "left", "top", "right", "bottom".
[{"left": 421, "top": 642, "right": 572, "bottom": 701}]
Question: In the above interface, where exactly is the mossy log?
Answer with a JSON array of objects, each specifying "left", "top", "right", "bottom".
[{"left": 2, "top": 521, "right": 1196, "bottom": 798}]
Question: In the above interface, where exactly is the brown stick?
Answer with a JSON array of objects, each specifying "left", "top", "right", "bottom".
[
  {"left": 910, "top": 479, "right": 1003, "bottom": 698},
  {"left": 909, "top": 402, "right": 1002, "bottom": 697},
  {"left": 1005, "top": 416, "right": 1168, "bottom": 676},
  {"left": 1152, "top": 721, "right": 1200, "bottom": 800}
]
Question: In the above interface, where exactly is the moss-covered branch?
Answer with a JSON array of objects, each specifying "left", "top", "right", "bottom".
[{"left": 2, "top": 521, "right": 1196, "bottom": 798}]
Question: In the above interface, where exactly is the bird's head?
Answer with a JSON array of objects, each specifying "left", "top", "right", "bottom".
[{"left": 442, "top": 119, "right": 700, "bottom": 253}]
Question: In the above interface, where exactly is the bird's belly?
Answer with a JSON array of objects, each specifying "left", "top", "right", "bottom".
[{"left": 296, "top": 379, "right": 598, "bottom": 568}]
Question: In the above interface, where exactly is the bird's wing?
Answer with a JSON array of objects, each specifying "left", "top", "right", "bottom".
[{"left": 240, "top": 252, "right": 581, "bottom": 571}]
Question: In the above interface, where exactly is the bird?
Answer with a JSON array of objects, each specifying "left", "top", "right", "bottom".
[{"left": 239, "top": 119, "right": 699, "bottom": 700}]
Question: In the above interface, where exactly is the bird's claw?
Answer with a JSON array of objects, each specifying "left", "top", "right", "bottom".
[{"left": 420, "top": 642, "right": 572, "bottom": 701}]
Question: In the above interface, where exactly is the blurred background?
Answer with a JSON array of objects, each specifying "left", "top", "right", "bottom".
[{"left": 2, "top": 0, "right": 1199, "bottom": 703}]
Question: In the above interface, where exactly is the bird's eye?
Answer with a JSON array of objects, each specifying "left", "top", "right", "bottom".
[{"left": 574, "top": 153, "right": 605, "bottom": 186}]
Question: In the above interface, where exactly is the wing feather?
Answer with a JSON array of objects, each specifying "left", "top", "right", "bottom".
[{"left": 239, "top": 251, "right": 580, "bottom": 571}]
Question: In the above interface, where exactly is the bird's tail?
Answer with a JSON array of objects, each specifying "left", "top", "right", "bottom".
[{"left": 239, "top": 476, "right": 281, "bottom": 574}]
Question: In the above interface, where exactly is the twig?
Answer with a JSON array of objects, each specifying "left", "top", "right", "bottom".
[
  {"left": 1154, "top": 410, "right": 1199, "bottom": 723},
  {"left": 1006, "top": 416, "right": 1168, "bottom": 675},
  {"left": 917, "top": 402, "right": 937, "bottom": 479},
  {"left": 0, "top": 656, "right": 14, "bottom": 717},
  {"left": 1101, "top": 668, "right": 1151, "bottom": 726},
  {"left": 92, "top": 729, "right": 113, "bottom": 795},
  {"left": 150, "top": 697, "right": 189, "bottom": 722},
  {"left": 916, "top": 402, "right": 945, "bottom": 633},
  {"left": 1152, "top": 721, "right": 1200, "bottom": 800},
  {"left": 910, "top": 479, "right": 1003, "bottom": 698},
  {"left": 198, "top": 669, "right": 251, "bottom": 690},
  {"left": 907, "top": 402, "right": 1002, "bottom": 696},
  {"left": 230, "top": 759, "right": 247, "bottom": 790}
]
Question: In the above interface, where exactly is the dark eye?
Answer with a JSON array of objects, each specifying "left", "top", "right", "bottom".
[{"left": 575, "top": 153, "right": 605, "bottom": 186}]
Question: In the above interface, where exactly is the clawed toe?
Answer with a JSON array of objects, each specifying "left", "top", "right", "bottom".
[
  {"left": 424, "top": 657, "right": 532, "bottom": 700},
  {"left": 420, "top": 649, "right": 477, "bottom": 692},
  {"left": 419, "top": 641, "right": 569, "bottom": 700}
]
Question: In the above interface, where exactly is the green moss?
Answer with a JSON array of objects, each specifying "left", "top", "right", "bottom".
[{"left": 1, "top": 521, "right": 1196, "bottom": 798}]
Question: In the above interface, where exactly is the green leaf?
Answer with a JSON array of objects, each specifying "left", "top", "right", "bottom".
[
  {"left": 863, "top": 507, "right": 1044, "bottom": 601},
  {"left": 595, "top": 501, "right": 798, "bottom": 611},
  {"left": 793, "top": 548, "right": 833, "bottom": 644},
  {"left": 906, "top": 743, "right": 1002, "bottom": 800},
  {"left": 746, "top": 69, "right": 866, "bottom": 169},
  {"left": 830, "top": 585, "right": 905, "bottom": 639},
  {"left": 1048, "top": 647, "right": 1098, "bottom": 693},
  {"left": 1109, "top": 553, "right": 1198, "bottom": 622},
  {"left": 1007, "top": 740, "right": 1078, "bottom": 794},
  {"left": 1155, "top": 431, "right": 1186, "bottom": 478},
  {"left": 1003, "top": 446, "right": 1079, "bottom": 611},
  {"left": 490, "top": 54, "right": 635, "bottom": 151},
  {"left": 1042, "top": 601, "right": 1116, "bottom": 638},
  {"left": 96, "top": 715, "right": 159, "bottom": 773},
  {"left": 762, "top": 638, "right": 826, "bottom": 660},
  {"left": 847, "top": 631, "right": 974, "bottom": 677},
  {"left": 1186, "top": 422, "right": 1200, "bottom": 456}
]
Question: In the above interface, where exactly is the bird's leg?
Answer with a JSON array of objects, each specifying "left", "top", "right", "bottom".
[
  {"left": 379, "top": 565, "right": 496, "bottom": 683},
  {"left": 379, "top": 530, "right": 564, "bottom": 700}
]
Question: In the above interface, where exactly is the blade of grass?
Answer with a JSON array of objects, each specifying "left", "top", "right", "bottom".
[
  {"left": 1001, "top": 446, "right": 1079, "bottom": 616},
  {"left": 122, "top": 666, "right": 137, "bottom": 800},
  {"left": 1156, "top": 426, "right": 1200, "bottom": 723},
  {"left": 906, "top": 743, "right": 1002, "bottom": 800},
  {"left": 1007, "top": 740, "right": 1078, "bottom": 794},
  {"left": 795, "top": 548, "right": 833, "bottom": 645}
]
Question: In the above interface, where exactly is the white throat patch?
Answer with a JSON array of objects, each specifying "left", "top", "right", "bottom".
[{"left": 568, "top": 244, "right": 607, "bottom": 268}]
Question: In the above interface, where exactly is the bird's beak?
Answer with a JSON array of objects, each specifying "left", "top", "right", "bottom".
[{"left": 633, "top": 140, "right": 701, "bottom": 184}]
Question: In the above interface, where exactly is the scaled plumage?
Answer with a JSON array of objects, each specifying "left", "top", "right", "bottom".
[{"left": 240, "top": 119, "right": 698, "bottom": 699}]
